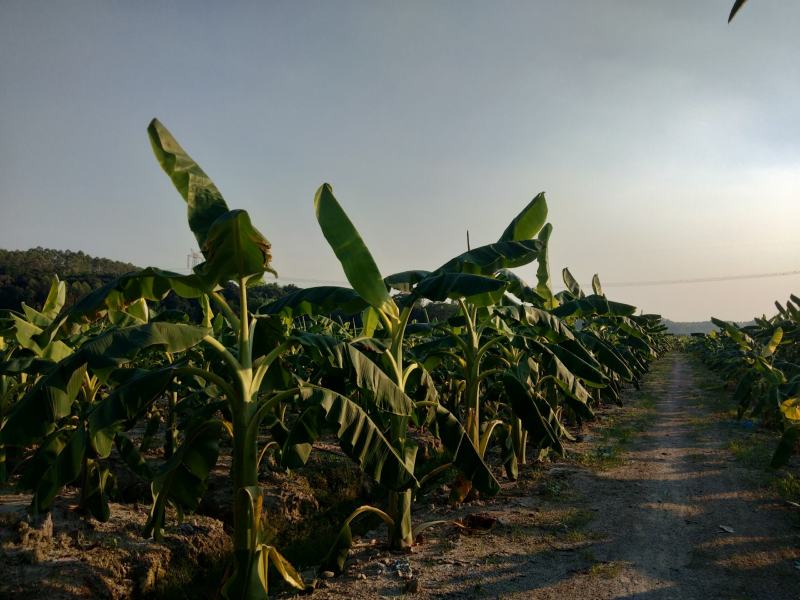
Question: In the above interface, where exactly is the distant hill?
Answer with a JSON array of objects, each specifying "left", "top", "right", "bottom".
[
  {"left": 0, "top": 247, "right": 301, "bottom": 317},
  {"left": 0, "top": 247, "right": 138, "bottom": 310}
]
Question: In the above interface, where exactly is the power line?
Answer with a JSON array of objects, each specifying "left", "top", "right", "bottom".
[
  {"left": 162, "top": 264, "right": 799, "bottom": 290},
  {"left": 599, "top": 269, "right": 800, "bottom": 288}
]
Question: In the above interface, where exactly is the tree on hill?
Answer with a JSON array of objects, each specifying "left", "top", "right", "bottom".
[{"left": 0, "top": 247, "right": 137, "bottom": 310}]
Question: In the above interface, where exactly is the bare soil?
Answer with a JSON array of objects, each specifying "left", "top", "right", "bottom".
[
  {"left": 302, "top": 353, "right": 800, "bottom": 600},
  {"left": 0, "top": 440, "right": 369, "bottom": 599},
  {"left": 0, "top": 492, "right": 229, "bottom": 599}
]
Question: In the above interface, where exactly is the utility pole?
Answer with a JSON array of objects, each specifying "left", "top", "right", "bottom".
[{"left": 186, "top": 249, "right": 202, "bottom": 269}]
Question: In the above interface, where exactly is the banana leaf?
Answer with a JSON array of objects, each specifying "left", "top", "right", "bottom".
[
  {"left": 314, "top": 184, "right": 397, "bottom": 319},
  {"left": 498, "top": 192, "right": 547, "bottom": 242},
  {"left": 280, "top": 385, "right": 417, "bottom": 491}
]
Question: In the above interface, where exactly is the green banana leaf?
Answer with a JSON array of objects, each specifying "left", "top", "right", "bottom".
[
  {"left": 501, "top": 374, "right": 565, "bottom": 455},
  {"left": 552, "top": 294, "right": 636, "bottom": 319},
  {"left": 591, "top": 274, "right": 604, "bottom": 296},
  {"left": 144, "top": 418, "right": 223, "bottom": 539},
  {"left": 436, "top": 240, "right": 542, "bottom": 276},
  {"left": 281, "top": 385, "right": 417, "bottom": 491},
  {"left": 69, "top": 267, "right": 206, "bottom": 325},
  {"left": 314, "top": 184, "right": 397, "bottom": 319},
  {"left": 728, "top": 0, "right": 748, "bottom": 22},
  {"left": 290, "top": 335, "right": 415, "bottom": 416},
  {"left": 148, "top": 119, "right": 229, "bottom": 249},
  {"left": 2, "top": 323, "right": 207, "bottom": 446},
  {"left": 770, "top": 424, "right": 799, "bottom": 467},
  {"left": 413, "top": 272, "right": 507, "bottom": 307},
  {"left": 149, "top": 119, "right": 275, "bottom": 286},
  {"left": 77, "top": 322, "right": 210, "bottom": 368},
  {"left": 384, "top": 270, "right": 432, "bottom": 293},
  {"left": 258, "top": 286, "right": 368, "bottom": 318},
  {"left": 561, "top": 268, "right": 584, "bottom": 298},
  {"left": 494, "top": 269, "right": 548, "bottom": 306},
  {"left": 193, "top": 209, "right": 275, "bottom": 286},
  {"left": 29, "top": 425, "right": 85, "bottom": 515},
  {"left": 89, "top": 366, "right": 179, "bottom": 457},
  {"left": 1, "top": 363, "right": 86, "bottom": 445},
  {"left": 432, "top": 405, "right": 501, "bottom": 496},
  {"left": 496, "top": 305, "right": 575, "bottom": 342},
  {"left": 535, "top": 224, "right": 557, "bottom": 308},
  {"left": 498, "top": 192, "right": 548, "bottom": 242}
]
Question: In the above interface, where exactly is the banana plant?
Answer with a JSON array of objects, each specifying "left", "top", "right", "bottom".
[
  {"left": 142, "top": 121, "right": 429, "bottom": 597},
  {"left": 692, "top": 295, "right": 799, "bottom": 467},
  {"left": 142, "top": 119, "right": 312, "bottom": 598},
  {"left": 1, "top": 120, "right": 311, "bottom": 598},
  {"left": 393, "top": 194, "right": 597, "bottom": 496},
  {"left": 0, "top": 276, "right": 84, "bottom": 485},
  {"left": 274, "top": 183, "right": 504, "bottom": 568}
]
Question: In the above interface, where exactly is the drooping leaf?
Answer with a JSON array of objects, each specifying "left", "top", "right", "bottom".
[
  {"left": 384, "top": 270, "right": 432, "bottom": 293},
  {"left": 494, "top": 269, "right": 547, "bottom": 306},
  {"left": 144, "top": 419, "right": 223, "bottom": 539},
  {"left": 320, "top": 505, "right": 395, "bottom": 575},
  {"left": 345, "top": 345, "right": 416, "bottom": 416},
  {"left": 432, "top": 405, "right": 500, "bottom": 496},
  {"left": 501, "top": 374, "right": 564, "bottom": 455},
  {"left": 771, "top": 425, "right": 799, "bottom": 468},
  {"left": 549, "top": 341, "right": 607, "bottom": 387},
  {"left": 541, "top": 353, "right": 594, "bottom": 420},
  {"left": 577, "top": 332, "right": 634, "bottom": 380},
  {"left": 436, "top": 240, "right": 542, "bottom": 276},
  {"left": 115, "top": 434, "right": 153, "bottom": 480},
  {"left": 81, "top": 460, "right": 112, "bottom": 522},
  {"left": 258, "top": 286, "right": 368, "bottom": 318},
  {"left": 413, "top": 272, "right": 507, "bottom": 307},
  {"left": 70, "top": 267, "right": 206, "bottom": 323},
  {"left": 291, "top": 335, "right": 415, "bottom": 416},
  {"left": 281, "top": 385, "right": 417, "bottom": 491},
  {"left": 2, "top": 363, "right": 87, "bottom": 446},
  {"left": 193, "top": 209, "right": 275, "bottom": 286},
  {"left": 89, "top": 366, "right": 179, "bottom": 457},
  {"left": 32, "top": 426, "right": 85, "bottom": 515},
  {"left": 257, "top": 545, "right": 306, "bottom": 595}
]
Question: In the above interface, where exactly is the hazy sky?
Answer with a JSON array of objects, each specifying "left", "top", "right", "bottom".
[{"left": 1, "top": 1, "right": 798, "bottom": 321}]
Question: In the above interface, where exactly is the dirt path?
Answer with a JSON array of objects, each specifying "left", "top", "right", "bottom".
[{"left": 306, "top": 353, "right": 800, "bottom": 600}]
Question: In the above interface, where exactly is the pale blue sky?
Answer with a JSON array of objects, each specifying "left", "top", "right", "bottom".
[{"left": 1, "top": 1, "right": 798, "bottom": 321}]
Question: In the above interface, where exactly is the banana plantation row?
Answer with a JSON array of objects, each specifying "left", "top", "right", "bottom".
[
  {"left": 0, "top": 121, "right": 670, "bottom": 599},
  {"left": 689, "top": 295, "right": 800, "bottom": 467}
]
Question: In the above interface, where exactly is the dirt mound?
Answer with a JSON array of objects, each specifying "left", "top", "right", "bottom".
[{"left": 0, "top": 492, "right": 229, "bottom": 599}]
